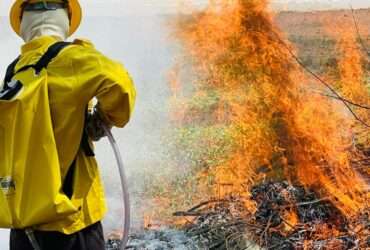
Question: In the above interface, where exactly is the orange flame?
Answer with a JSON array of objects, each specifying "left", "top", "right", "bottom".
[{"left": 170, "top": 0, "right": 368, "bottom": 217}]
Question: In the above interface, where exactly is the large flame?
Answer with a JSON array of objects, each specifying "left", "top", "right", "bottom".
[
  {"left": 323, "top": 11, "right": 370, "bottom": 178},
  {"left": 170, "top": 0, "right": 368, "bottom": 217}
]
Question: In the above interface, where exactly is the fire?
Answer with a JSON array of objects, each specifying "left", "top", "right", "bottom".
[
  {"left": 322, "top": 10, "right": 370, "bottom": 182},
  {"left": 323, "top": 11, "right": 369, "bottom": 117},
  {"left": 170, "top": 0, "right": 368, "bottom": 220}
]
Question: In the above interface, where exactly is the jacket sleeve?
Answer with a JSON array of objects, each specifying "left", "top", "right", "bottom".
[{"left": 94, "top": 55, "right": 136, "bottom": 128}]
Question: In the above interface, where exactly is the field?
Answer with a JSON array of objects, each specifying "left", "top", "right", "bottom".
[{"left": 276, "top": 8, "right": 370, "bottom": 73}]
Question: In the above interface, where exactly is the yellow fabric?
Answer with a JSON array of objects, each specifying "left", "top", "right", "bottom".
[
  {"left": 10, "top": 0, "right": 82, "bottom": 37},
  {"left": 0, "top": 68, "right": 78, "bottom": 229},
  {"left": 2, "top": 36, "right": 136, "bottom": 234}
]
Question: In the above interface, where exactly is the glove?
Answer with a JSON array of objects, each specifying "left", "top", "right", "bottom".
[{"left": 86, "top": 106, "right": 112, "bottom": 141}]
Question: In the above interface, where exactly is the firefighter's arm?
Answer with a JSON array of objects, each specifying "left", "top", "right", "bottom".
[
  {"left": 72, "top": 38, "right": 136, "bottom": 128},
  {"left": 94, "top": 55, "right": 136, "bottom": 128}
]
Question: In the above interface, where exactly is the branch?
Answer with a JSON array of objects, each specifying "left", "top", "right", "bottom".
[
  {"left": 350, "top": 5, "right": 370, "bottom": 57},
  {"left": 319, "top": 93, "right": 370, "bottom": 110},
  {"left": 269, "top": 30, "right": 370, "bottom": 128}
]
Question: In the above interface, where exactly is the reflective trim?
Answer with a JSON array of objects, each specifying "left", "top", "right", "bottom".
[{"left": 0, "top": 80, "right": 23, "bottom": 101}]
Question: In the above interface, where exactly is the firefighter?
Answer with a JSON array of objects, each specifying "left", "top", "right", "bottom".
[{"left": 7, "top": 1, "right": 136, "bottom": 249}]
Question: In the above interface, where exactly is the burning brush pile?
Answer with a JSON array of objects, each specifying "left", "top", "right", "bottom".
[
  {"left": 174, "top": 182, "right": 369, "bottom": 249},
  {"left": 142, "top": 0, "right": 370, "bottom": 249},
  {"left": 249, "top": 182, "right": 368, "bottom": 249}
]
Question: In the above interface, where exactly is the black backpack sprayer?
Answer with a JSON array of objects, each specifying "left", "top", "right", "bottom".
[{"left": 26, "top": 123, "right": 131, "bottom": 250}]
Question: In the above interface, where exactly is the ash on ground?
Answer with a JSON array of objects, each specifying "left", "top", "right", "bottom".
[{"left": 106, "top": 229, "right": 199, "bottom": 250}]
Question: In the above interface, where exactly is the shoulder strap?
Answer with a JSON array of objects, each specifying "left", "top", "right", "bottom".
[
  {"left": 62, "top": 108, "right": 95, "bottom": 199},
  {"left": 33, "top": 41, "right": 71, "bottom": 75},
  {"left": 82, "top": 108, "right": 95, "bottom": 157},
  {"left": 3, "top": 41, "right": 72, "bottom": 86}
]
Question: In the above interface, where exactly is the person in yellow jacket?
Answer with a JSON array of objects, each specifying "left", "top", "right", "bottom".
[{"left": 7, "top": 1, "right": 136, "bottom": 249}]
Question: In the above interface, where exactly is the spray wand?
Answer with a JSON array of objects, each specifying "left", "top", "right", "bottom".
[
  {"left": 102, "top": 124, "right": 131, "bottom": 250},
  {"left": 88, "top": 106, "right": 131, "bottom": 249}
]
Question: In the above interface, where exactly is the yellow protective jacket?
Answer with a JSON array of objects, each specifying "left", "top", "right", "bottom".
[{"left": 12, "top": 35, "right": 136, "bottom": 234}]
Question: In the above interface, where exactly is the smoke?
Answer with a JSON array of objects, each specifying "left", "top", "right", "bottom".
[{"left": 80, "top": 16, "right": 176, "bottom": 232}]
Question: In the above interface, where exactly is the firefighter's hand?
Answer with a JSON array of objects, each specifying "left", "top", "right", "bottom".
[{"left": 86, "top": 107, "right": 112, "bottom": 141}]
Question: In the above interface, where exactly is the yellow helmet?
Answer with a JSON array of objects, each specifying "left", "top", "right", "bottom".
[{"left": 10, "top": 0, "right": 82, "bottom": 37}]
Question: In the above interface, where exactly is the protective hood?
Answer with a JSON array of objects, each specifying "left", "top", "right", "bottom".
[{"left": 20, "top": 9, "right": 70, "bottom": 42}]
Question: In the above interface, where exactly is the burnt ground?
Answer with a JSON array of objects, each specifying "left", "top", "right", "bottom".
[{"left": 107, "top": 181, "right": 369, "bottom": 250}]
